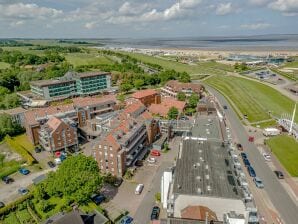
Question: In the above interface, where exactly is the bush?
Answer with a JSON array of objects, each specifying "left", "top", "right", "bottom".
[
  {"left": 5, "top": 135, "right": 35, "bottom": 165},
  {"left": 155, "top": 192, "right": 161, "bottom": 202},
  {"left": 0, "top": 193, "right": 33, "bottom": 217}
]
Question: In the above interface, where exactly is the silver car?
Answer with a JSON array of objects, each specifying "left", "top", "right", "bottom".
[{"left": 253, "top": 177, "right": 264, "bottom": 188}]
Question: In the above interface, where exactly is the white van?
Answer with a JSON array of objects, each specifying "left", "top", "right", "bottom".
[{"left": 135, "top": 184, "right": 144, "bottom": 195}]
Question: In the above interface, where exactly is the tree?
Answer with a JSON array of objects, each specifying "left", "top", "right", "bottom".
[
  {"left": 0, "top": 114, "right": 23, "bottom": 140},
  {"left": 177, "top": 92, "right": 186, "bottom": 101},
  {"left": 42, "top": 155, "right": 103, "bottom": 205},
  {"left": 188, "top": 93, "right": 199, "bottom": 108},
  {"left": 2, "top": 93, "right": 20, "bottom": 109},
  {"left": 120, "top": 82, "right": 133, "bottom": 93},
  {"left": 133, "top": 79, "right": 144, "bottom": 90},
  {"left": 0, "top": 86, "right": 10, "bottom": 96},
  {"left": 178, "top": 72, "right": 191, "bottom": 83},
  {"left": 168, "top": 107, "right": 179, "bottom": 120},
  {"left": 116, "top": 94, "right": 125, "bottom": 103}
]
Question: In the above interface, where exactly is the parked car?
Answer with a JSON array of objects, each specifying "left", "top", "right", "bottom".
[
  {"left": 19, "top": 168, "right": 30, "bottom": 175},
  {"left": 253, "top": 177, "right": 264, "bottom": 188},
  {"left": 274, "top": 170, "right": 284, "bottom": 179},
  {"left": 90, "top": 194, "right": 105, "bottom": 205},
  {"left": 147, "top": 157, "right": 156, "bottom": 164},
  {"left": 0, "top": 202, "right": 5, "bottom": 209},
  {"left": 247, "top": 166, "right": 256, "bottom": 177},
  {"left": 262, "top": 153, "right": 271, "bottom": 161},
  {"left": 180, "top": 116, "right": 189, "bottom": 121},
  {"left": 135, "top": 184, "right": 144, "bottom": 195},
  {"left": 18, "top": 187, "right": 29, "bottom": 195},
  {"left": 243, "top": 158, "right": 250, "bottom": 167},
  {"left": 150, "top": 150, "right": 161, "bottom": 157},
  {"left": 151, "top": 206, "right": 160, "bottom": 220},
  {"left": 54, "top": 158, "right": 62, "bottom": 165},
  {"left": 2, "top": 176, "right": 14, "bottom": 184},
  {"left": 240, "top": 152, "right": 247, "bottom": 160},
  {"left": 34, "top": 147, "right": 41, "bottom": 153},
  {"left": 120, "top": 216, "right": 133, "bottom": 224},
  {"left": 236, "top": 143, "right": 243, "bottom": 151},
  {"left": 113, "top": 178, "right": 123, "bottom": 187},
  {"left": 223, "top": 105, "right": 228, "bottom": 109},
  {"left": 134, "top": 160, "right": 143, "bottom": 167},
  {"left": 47, "top": 161, "right": 56, "bottom": 168}
]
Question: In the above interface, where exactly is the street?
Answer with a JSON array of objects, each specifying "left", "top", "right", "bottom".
[{"left": 207, "top": 86, "right": 298, "bottom": 224}]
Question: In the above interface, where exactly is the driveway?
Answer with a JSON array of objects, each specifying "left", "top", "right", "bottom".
[{"left": 0, "top": 168, "right": 54, "bottom": 204}]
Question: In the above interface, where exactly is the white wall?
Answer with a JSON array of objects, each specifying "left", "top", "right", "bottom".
[{"left": 161, "top": 170, "right": 173, "bottom": 209}]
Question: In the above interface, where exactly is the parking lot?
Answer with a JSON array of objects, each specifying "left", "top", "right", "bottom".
[{"left": 244, "top": 69, "right": 286, "bottom": 85}]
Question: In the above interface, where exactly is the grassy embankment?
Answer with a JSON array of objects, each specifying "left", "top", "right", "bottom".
[
  {"left": 122, "top": 52, "right": 234, "bottom": 75},
  {"left": 266, "top": 135, "right": 298, "bottom": 177},
  {"left": 0, "top": 62, "right": 10, "bottom": 69},
  {"left": 204, "top": 75, "right": 297, "bottom": 124}
]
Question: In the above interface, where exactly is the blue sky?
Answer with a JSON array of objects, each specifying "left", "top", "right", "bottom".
[{"left": 0, "top": 0, "right": 298, "bottom": 38}]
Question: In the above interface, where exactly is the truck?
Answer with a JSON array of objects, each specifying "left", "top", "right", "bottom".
[{"left": 263, "top": 128, "right": 280, "bottom": 137}]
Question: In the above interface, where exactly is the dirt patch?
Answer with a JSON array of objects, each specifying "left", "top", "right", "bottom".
[{"left": 0, "top": 142, "right": 22, "bottom": 162}]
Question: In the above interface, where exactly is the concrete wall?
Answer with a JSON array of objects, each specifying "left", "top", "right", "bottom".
[{"left": 161, "top": 170, "right": 173, "bottom": 209}]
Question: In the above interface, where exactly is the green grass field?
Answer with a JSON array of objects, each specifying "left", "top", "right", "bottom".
[
  {"left": 204, "top": 75, "right": 297, "bottom": 123},
  {"left": 122, "top": 52, "right": 233, "bottom": 75},
  {"left": 266, "top": 135, "right": 298, "bottom": 177},
  {"left": 0, "top": 62, "right": 10, "bottom": 69},
  {"left": 65, "top": 53, "right": 114, "bottom": 67}
]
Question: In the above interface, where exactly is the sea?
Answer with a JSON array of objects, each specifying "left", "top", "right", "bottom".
[{"left": 97, "top": 34, "right": 298, "bottom": 51}]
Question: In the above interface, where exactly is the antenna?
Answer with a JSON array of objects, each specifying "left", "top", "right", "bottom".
[{"left": 289, "top": 102, "right": 297, "bottom": 135}]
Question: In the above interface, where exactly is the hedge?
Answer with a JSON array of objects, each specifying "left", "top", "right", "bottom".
[
  {"left": 0, "top": 193, "right": 33, "bottom": 217},
  {"left": 0, "top": 164, "right": 20, "bottom": 179},
  {"left": 5, "top": 136, "right": 35, "bottom": 165}
]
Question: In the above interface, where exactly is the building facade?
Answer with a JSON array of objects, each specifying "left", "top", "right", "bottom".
[
  {"left": 39, "top": 117, "right": 78, "bottom": 153},
  {"left": 29, "top": 71, "right": 111, "bottom": 100},
  {"left": 161, "top": 80, "right": 204, "bottom": 98}
]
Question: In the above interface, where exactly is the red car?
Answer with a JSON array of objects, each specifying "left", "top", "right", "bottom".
[{"left": 150, "top": 150, "right": 161, "bottom": 157}]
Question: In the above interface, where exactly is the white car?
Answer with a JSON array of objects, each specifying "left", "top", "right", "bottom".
[
  {"left": 263, "top": 153, "right": 271, "bottom": 161},
  {"left": 147, "top": 157, "right": 156, "bottom": 164}
]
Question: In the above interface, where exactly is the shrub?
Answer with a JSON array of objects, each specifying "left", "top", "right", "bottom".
[
  {"left": 155, "top": 192, "right": 161, "bottom": 202},
  {"left": 0, "top": 193, "right": 33, "bottom": 217}
]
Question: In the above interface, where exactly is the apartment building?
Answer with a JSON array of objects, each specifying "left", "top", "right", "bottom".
[
  {"left": 39, "top": 117, "right": 78, "bottom": 153},
  {"left": 24, "top": 95, "right": 116, "bottom": 145},
  {"left": 0, "top": 107, "right": 27, "bottom": 127},
  {"left": 148, "top": 97, "right": 186, "bottom": 118},
  {"left": 131, "top": 89, "right": 161, "bottom": 106},
  {"left": 161, "top": 80, "right": 204, "bottom": 98},
  {"left": 94, "top": 101, "right": 160, "bottom": 177},
  {"left": 29, "top": 71, "right": 111, "bottom": 100}
]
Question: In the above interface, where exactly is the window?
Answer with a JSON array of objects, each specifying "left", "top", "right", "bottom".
[
  {"left": 104, "top": 145, "right": 107, "bottom": 150},
  {"left": 109, "top": 147, "right": 113, "bottom": 151},
  {"left": 99, "top": 145, "right": 102, "bottom": 149},
  {"left": 110, "top": 154, "right": 114, "bottom": 157}
]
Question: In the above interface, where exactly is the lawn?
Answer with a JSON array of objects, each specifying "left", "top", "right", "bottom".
[
  {"left": 3, "top": 212, "right": 20, "bottom": 224},
  {"left": 65, "top": 53, "right": 114, "bottom": 67},
  {"left": 266, "top": 135, "right": 298, "bottom": 177},
  {"left": 122, "top": 52, "right": 233, "bottom": 75},
  {"left": 0, "top": 62, "right": 10, "bottom": 69},
  {"left": 204, "top": 75, "right": 297, "bottom": 123},
  {"left": 12, "top": 134, "right": 35, "bottom": 153}
]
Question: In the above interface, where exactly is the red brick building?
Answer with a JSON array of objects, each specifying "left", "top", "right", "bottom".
[
  {"left": 161, "top": 80, "right": 204, "bottom": 98},
  {"left": 148, "top": 97, "right": 186, "bottom": 118},
  {"left": 131, "top": 89, "right": 161, "bottom": 106}
]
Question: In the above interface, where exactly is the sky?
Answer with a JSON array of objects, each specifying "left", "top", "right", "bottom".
[{"left": 0, "top": 0, "right": 298, "bottom": 38}]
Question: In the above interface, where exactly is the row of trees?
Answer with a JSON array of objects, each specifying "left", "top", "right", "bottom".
[
  {"left": 30, "top": 45, "right": 82, "bottom": 53},
  {"left": 0, "top": 114, "right": 24, "bottom": 140}
]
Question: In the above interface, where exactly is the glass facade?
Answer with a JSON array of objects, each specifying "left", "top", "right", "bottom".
[{"left": 75, "top": 75, "right": 108, "bottom": 95}]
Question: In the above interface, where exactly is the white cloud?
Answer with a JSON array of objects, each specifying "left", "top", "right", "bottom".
[
  {"left": 240, "top": 22, "right": 271, "bottom": 29},
  {"left": 10, "top": 20, "right": 24, "bottom": 27},
  {"left": 268, "top": 0, "right": 298, "bottom": 16},
  {"left": 84, "top": 21, "right": 96, "bottom": 29},
  {"left": 118, "top": 2, "right": 149, "bottom": 16},
  {"left": 215, "top": 2, "right": 234, "bottom": 15},
  {"left": 0, "top": 3, "right": 62, "bottom": 19}
]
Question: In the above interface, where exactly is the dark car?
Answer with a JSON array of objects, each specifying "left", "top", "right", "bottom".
[
  {"left": 120, "top": 216, "right": 133, "bottom": 224},
  {"left": 180, "top": 116, "right": 189, "bottom": 121},
  {"left": 247, "top": 166, "right": 256, "bottom": 177},
  {"left": 240, "top": 152, "right": 247, "bottom": 160},
  {"left": 274, "top": 171, "right": 284, "bottom": 179},
  {"left": 114, "top": 178, "right": 123, "bottom": 187},
  {"left": 135, "top": 160, "right": 143, "bottom": 167},
  {"left": 223, "top": 105, "right": 228, "bottom": 110},
  {"left": 34, "top": 147, "right": 41, "bottom": 153},
  {"left": 151, "top": 206, "right": 160, "bottom": 220},
  {"left": 2, "top": 176, "right": 14, "bottom": 184},
  {"left": 47, "top": 161, "right": 56, "bottom": 168},
  {"left": 18, "top": 187, "right": 29, "bottom": 195},
  {"left": 19, "top": 168, "right": 30, "bottom": 175},
  {"left": 91, "top": 194, "right": 105, "bottom": 205},
  {"left": 237, "top": 143, "right": 243, "bottom": 151},
  {"left": 0, "top": 202, "right": 5, "bottom": 209},
  {"left": 243, "top": 158, "right": 250, "bottom": 167}
]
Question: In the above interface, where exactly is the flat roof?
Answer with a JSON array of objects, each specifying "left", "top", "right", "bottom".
[
  {"left": 76, "top": 71, "right": 110, "bottom": 78},
  {"left": 173, "top": 139, "right": 242, "bottom": 199},
  {"left": 160, "top": 218, "right": 223, "bottom": 224},
  {"left": 30, "top": 79, "right": 75, "bottom": 87}
]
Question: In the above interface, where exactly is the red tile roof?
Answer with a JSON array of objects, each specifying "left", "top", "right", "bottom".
[
  {"left": 123, "top": 100, "right": 145, "bottom": 115},
  {"left": 73, "top": 95, "right": 116, "bottom": 108},
  {"left": 131, "top": 89, "right": 158, "bottom": 99},
  {"left": 148, "top": 97, "right": 186, "bottom": 117},
  {"left": 165, "top": 80, "right": 204, "bottom": 93},
  {"left": 181, "top": 205, "right": 218, "bottom": 221},
  {"left": 46, "top": 117, "right": 63, "bottom": 132}
]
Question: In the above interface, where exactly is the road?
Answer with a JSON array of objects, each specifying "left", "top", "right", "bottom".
[
  {"left": 0, "top": 168, "right": 54, "bottom": 204},
  {"left": 207, "top": 86, "right": 298, "bottom": 224}
]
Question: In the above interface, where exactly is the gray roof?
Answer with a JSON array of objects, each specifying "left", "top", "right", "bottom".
[
  {"left": 30, "top": 79, "right": 75, "bottom": 87},
  {"left": 160, "top": 218, "right": 223, "bottom": 224},
  {"left": 173, "top": 139, "right": 242, "bottom": 199}
]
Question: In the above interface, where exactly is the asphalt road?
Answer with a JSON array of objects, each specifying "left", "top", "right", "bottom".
[{"left": 207, "top": 86, "right": 298, "bottom": 224}]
